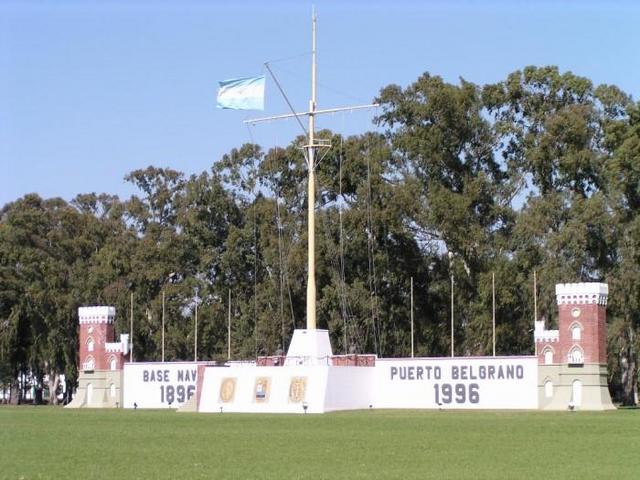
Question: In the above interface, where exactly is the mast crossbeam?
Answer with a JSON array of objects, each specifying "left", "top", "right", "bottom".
[{"left": 244, "top": 104, "right": 378, "bottom": 125}]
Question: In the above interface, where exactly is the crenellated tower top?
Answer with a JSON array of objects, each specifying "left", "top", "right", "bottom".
[
  {"left": 79, "top": 306, "right": 116, "bottom": 325},
  {"left": 555, "top": 283, "right": 608, "bottom": 306}
]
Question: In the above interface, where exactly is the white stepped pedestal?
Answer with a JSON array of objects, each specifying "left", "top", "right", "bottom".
[
  {"left": 191, "top": 328, "right": 373, "bottom": 413},
  {"left": 285, "top": 329, "right": 332, "bottom": 365}
]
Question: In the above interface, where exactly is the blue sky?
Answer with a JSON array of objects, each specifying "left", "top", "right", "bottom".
[{"left": 2, "top": 0, "right": 639, "bottom": 207}]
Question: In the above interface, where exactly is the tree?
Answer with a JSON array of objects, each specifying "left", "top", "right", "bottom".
[
  {"left": 602, "top": 100, "right": 640, "bottom": 405},
  {"left": 1, "top": 66, "right": 638, "bottom": 406},
  {"left": 376, "top": 73, "right": 511, "bottom": 355}
]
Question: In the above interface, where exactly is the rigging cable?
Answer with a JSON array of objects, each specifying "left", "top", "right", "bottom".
[
  {"left": 338, "top": 129, "right": 349, "bottom": 354},
  {"left": 366, "top": 138, "right": 380, "bottom": 356},
  {"left": 313, "top": 128, "right": 358, "bottom": 354},
  {"left": 253, "top": 164, "right": 259, "bottom": 359},
  {"left": 337, "top": 117, "right": 357, "bottom": 354},
  {"left": 281, "top": 147, "right": 301, "bottom": 331},
  {"left": 274, "top": 138, "right": 287, "bottom": 352}
]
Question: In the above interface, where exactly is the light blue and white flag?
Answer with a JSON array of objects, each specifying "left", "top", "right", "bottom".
[{"left": 217, "top": 75, "right": 265, "bottom": 110}]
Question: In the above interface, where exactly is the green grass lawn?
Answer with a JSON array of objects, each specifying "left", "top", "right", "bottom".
[{"left": 0, "top": 407, "right": 638, "bottom": 479}]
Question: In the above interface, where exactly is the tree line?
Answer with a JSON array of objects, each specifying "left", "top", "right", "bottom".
[{"left": 1, "top": 66, "right": 638, "bottom": 405}]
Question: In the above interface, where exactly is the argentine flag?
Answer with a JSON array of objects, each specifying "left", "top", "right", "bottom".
[{"left": 217, "top": 75, "right": 265, "bottom": 110}]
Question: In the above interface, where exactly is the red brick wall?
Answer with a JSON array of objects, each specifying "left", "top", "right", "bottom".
[
  {"left": 536, "top": 340, "right": 557, "bottom": 364},
  {"left": 331, "top": 355, "right": 376, "bottom": 366},
  {"left": 79, "top": 322, "right": 116, "bottom": 371},
  {"left": 256, "top": 356, "right": 286, "bottom": 366},
  {"left": 557, "top": 303, "right": 607, "bottom": 364}
]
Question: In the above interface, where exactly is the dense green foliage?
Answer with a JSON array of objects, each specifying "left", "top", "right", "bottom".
[
  {"left": 1, "top": 407, "right": 639, "bottom": 479},
  {"left": 1, "top": 66, "right": 639, "bottom": 404}
]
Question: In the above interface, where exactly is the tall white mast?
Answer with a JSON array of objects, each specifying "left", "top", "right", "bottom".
[
  {"left": 245, "top": 10, "right": 377, "bottom": 334},
  {"left": 306, "top": 10, "right": 318, "bottom": 330}
]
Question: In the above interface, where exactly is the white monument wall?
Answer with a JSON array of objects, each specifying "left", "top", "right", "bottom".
[
  {"left": 123, "top": 362, "right": 201, "bottom": 409},
  {"left": 373, "top": 357, "right": 538, "bottom": 409},
  {"left": 197, "top": 364, "right": 377, "bottom": 413},
  {"left": 198, "top": 365, "right": 329, "bottom": 413},
  {"left": 324, "top": 366, "right": 375, "bottom": 411}
]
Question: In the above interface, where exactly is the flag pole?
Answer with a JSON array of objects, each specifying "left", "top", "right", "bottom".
[
  {"left": 162, "top": 290, "right": 165, "bottom": 363},
  {"left": 410, "top": 276, "right": 414, "bottom": 358},
  {"left": 533, "top": 270, "right": 538, "bottom": 323},
  {"left": 194, "top": 289, "right": 198, "bottom": 362},
  {"left": 130, "top": 292, "right": 134, "bottom": 363},
  {"left": 533, "top": 270, "right": 538, "bottom": 357},
  {"left": 492, "top": 272, "right": 496, "bottom": 357},
  {"left": 449, "top": 251, "right": 454, "bottom": 357}
]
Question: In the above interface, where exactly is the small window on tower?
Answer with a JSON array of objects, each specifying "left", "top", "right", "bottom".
[
  {"left": 544, "top": 380, "right": 553, "bottom": 398},
  {"left": 544, "top": 349, "right": 553, "bottom": 365},
  {"left": 87, "top": 337, "right": 94, "bottom": 352},
  {"left": 84, "top": 355, "right": 95, "bottom": 371},
  {"left": 572, "top": 325, "right": 581, "bottom": 341},
  {"left": 569, "top": 346, "right": 584, "bottom": 365}
]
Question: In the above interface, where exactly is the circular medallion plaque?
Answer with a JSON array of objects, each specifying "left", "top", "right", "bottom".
[
  {"left": 220, "top": 378, "right": 236, "bottom": 403},
  {"left": 289, "top": 377, "right": 307, "bottom": 403}
]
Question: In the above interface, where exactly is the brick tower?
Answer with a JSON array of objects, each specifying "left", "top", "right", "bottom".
[
  {"left": 535, "top": 283, "right": 615, "bottom": 410},
  {"left": 66, "top": 306, "right": 129, "bottom": 408}
]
